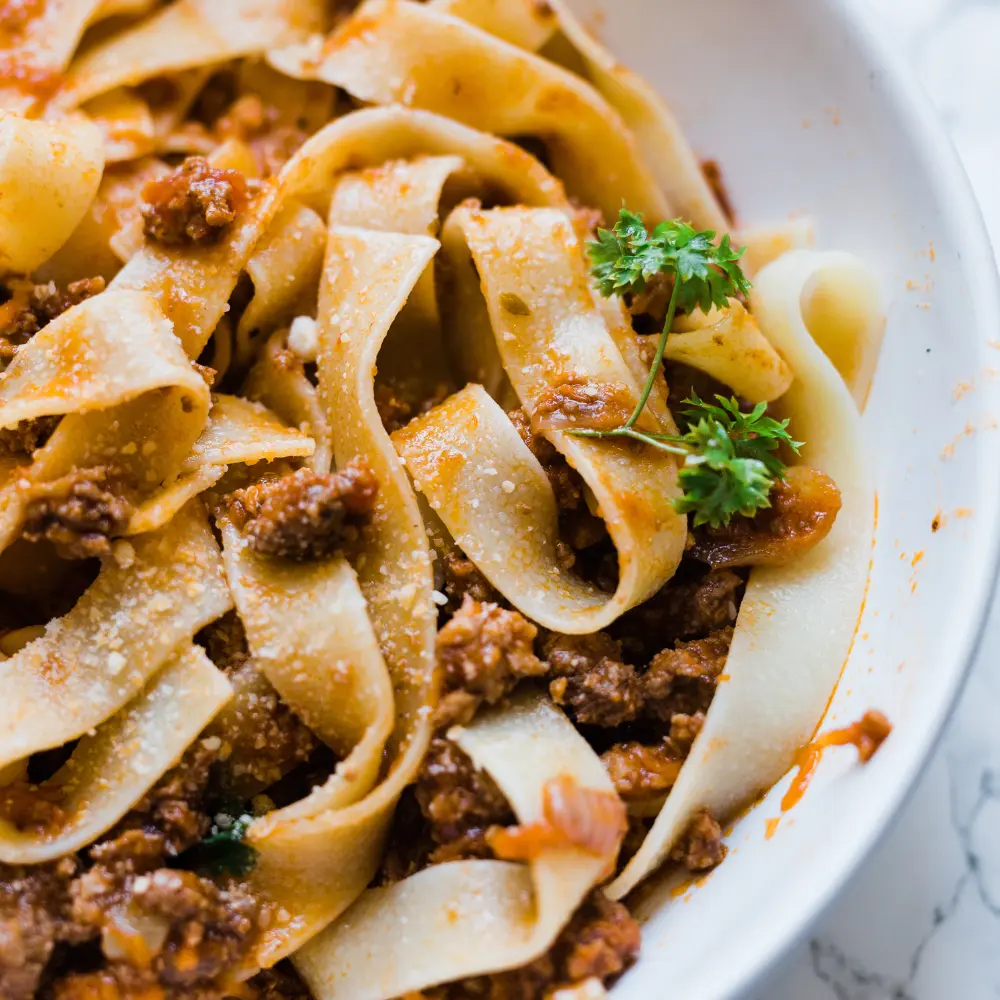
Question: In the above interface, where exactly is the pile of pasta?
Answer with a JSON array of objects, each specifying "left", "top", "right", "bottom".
[{"left": 0, "top": 1, "right": 885, "bottom": 997}]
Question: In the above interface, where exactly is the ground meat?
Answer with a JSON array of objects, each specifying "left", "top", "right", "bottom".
[
  {"left": 414, "top": 737, "right": 514, "bottom": 862},
  {"left": 507, "top": 408, "right": 584, "bottom": 513},
  {"left": 440, "top": 550, "right": 498, "bottom": 607},
  {"left": 0, "top": 858, "right": 90, "bottom": 1000},
  {"left": 423, "top": 891, "right": 639, "bottom": 1000},
  {"left": 544, "top": 632, "right": 642, "bottom": 727},
  {"left": 229, "top": 460, "right": 379, "bottom": 561},
  {"left": 375, "top": 380, "right": 451, "bottom": 435},
  {"left": 0, "top": 277, "right": 105, "bottom": 368},
  {"left": 613, "top": 567, "right": 742, "bottom": 662},
  {"left": 69, "top": 861, "right": 261, "bottom": 994},
  {"left": 641, "top": 627, "right": 733, "bottom": 727},
  {"left": 689, "top": 466, "right": 843, "bottom": 569},
  {"left": 209, "top": 658, "right": 318, "bottom": 799},
  {"left": 600, "top": 742, "right": 683, "bottom": 809},
  {"left": 434, "top": 595, "right": 545, "bottom": 727},
  {"left": 196, "top": 611, "right": 250, "bottom": 673},
  {"left": 0, "top": 416, "right": 59, "bottom": 457},
  {"left": 106, "top": 741, "right": 217, "bottom": 859},
  {"left": 247, "top": 963, "right": 315, "bottom": 999},
  {"left": 507, "top": 408, "right": 607, "bottom": 554},
  {"left": 669, "top": 809, "right": 727, "bottom": 872},
  {"left": 21, "top": 466, "right": 132, "bottom": 560},
  {"left": 663, "top": 362, "right": 733, "bottom": 419},
  {"left": 531, "top": 378, "right": 633, "bottom": 433},
  {"left": 140, "top": 156, "right": 249, "bottom": 246},
  {"left": 627, "top": 271, "right": 674, "bottom": 327},
  {"left": 0, "top": 778, "right": 66, "bottom": 834}
]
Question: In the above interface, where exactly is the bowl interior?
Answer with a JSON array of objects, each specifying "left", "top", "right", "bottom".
[{"left": 560, "top": 0, "right": 1000, "bottom": 995}]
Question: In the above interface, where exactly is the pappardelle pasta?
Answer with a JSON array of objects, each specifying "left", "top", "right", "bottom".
[{"left": 0, "top": 1, "right": 890, "bottom": 998}]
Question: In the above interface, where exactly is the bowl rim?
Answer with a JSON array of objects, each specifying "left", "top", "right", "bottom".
[{"left": 719, "top": 0, "right": 1000, "bottom": 994}]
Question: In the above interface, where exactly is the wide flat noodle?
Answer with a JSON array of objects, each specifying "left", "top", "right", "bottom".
[
  {"left": 0, "top": 113, "right": 104, "bottom": 274},
  {"left": 429, "top": 0, "right": 557, "bottom": 49},
  {"left": 0, "top": 290, "right": 210, "bottom": 552},
  {"left": 296, "top": 692, "right": 620, "bottom": 1000},
  {"left": 269, "top": 0, "right": 667, "bottom": 220},
  {"left": 111, "top": 106, "right": 567, "bottom": 359},
  {"left": 220, "top": 520, "right": 395, "bottom": 962},
  {"left": 608, "top": 250, "right": 877, "bottom": 898},
  {"left": 0, "top": 644, "right": 232, "bottom": 863},
  {"left": 0, "top": 502, "right": 232, "bottom": 770},
  {"left": 316, "top": 225, "right": 438, "bottom": 765},
  {"left": 665, "top": 301, "right": 794, "bottom": 404},
  {"left": 396, "top": 204, "right": 686, "bottom": 632},
  {"left": 0, "top": 0, "right": 103, "bottom": 114},
  {"left": 127, "top": 392, "right": 316, "bottom": 535},
  {"left": 236, "top": 201, "right": 327, "bottom": 368},
  {"left": 541, "top": 1, "right": 726, "bottom": 231},
  {"left": 54, "top": 0, "right": 326, "bottom": 110},
  {"left": 245, "top": 331, "right": 332, "bottom": 473}
]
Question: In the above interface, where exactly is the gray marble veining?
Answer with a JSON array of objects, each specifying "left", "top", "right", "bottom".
[{"left": 764, "top": 1, "right": 1000, "bottom": 997}]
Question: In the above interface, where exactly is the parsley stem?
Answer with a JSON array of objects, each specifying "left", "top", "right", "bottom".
[
  {"left": 623, "top": 278, "right": 681, "bottom": 430},
  {"left": 568, "top": 425, "right": 689, "bottom": 457}
]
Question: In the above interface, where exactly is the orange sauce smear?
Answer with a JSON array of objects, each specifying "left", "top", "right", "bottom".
[{"left": 780, "top": 710, "right": 892, "bottom": 813}]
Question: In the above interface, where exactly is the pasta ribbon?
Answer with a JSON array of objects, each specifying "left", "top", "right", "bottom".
[
  {"left": 395, "top": 204, "right": 687, "bottom": 632},
  {"left": 0, "top": 113, "right": 105, "bottom": 274},
  {"left": 269, "top": 0, "right": 666, "bottom": 220},
  {"left": 608, "top": 250, "right": 879, "bottom": 898},
  {"left": 296, "top": 692, "right": 622, "bottom": 1000}
]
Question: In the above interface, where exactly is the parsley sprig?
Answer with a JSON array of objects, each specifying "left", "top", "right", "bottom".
[
  {"left": 671, "top": 395, "right": 802, "bottom": 528},
  {"left": 570, "top": 207, "right": 801, "bottom": 526},
  {"left": 175, "top": 812, "right": 257, "bottom": 877}
]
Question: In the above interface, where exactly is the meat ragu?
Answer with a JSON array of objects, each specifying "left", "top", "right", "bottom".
[{"left": 0, "top": 1, "right": 889, "bottom": 997}]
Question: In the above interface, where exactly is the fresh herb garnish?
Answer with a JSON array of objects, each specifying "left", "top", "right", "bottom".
[
  {"left": 176, "top": 812, "right": 258, "bottom": 877},
  {"left": 670, "top": 395, "right": 802, "bottom": 528},
  {"left": 571, "top": 207, "right": 800, "bottom": 527}
]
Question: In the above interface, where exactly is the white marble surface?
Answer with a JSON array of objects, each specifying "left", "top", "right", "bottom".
[{"left": 764, "top": 1, "right": 1000, "bottom": 997}]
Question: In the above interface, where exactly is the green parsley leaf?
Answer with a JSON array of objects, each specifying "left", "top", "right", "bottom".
[{"left": 175, "top": 813, "right": 258, "bottom": 878}]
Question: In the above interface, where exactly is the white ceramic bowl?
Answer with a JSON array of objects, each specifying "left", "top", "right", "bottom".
[{"left": 559, "top": 0, "right": 1000, "bottom": 996}]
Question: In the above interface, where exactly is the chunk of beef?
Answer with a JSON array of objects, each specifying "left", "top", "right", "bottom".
[
  {"left": 558, "top": 891, "right": 641, "bottom": 985},
  {"left": 531, "top": 378, "right": 633, "bottom": 433},
  {"left": 613, "top": 568, "right": 742, "bottom": 662},
  {"left": 641, "top": 627, "right": 733, "bottom": 728},
  {"left": 0, "top": 415, "right": 59, "bottom": 457},
  {"left": 70, "top": 860, "right": 261, "bottom": 992},
  {"left": 414, "top": 737, "right": 514, "bottom": 862},
  {"left": 507, "top": 407, "right": 584, "bottom": 513},
  {"left": 439, "top": 550, "right": 498, "bottom": 607},
  {"left": 507, "top": 408, "right": 607, "bottom": 555},
  {"left": 688, "top": 466, "right": 842, "bottom": 569},
  {"left": 21, "top": 466, "right": 132, "bottom": 560},
  {"left": 0, "top": 858, "right": 90, "bottom": 1000},
  {"left": 198, "top": 615, "right": 319, "bottom": 797},
  {"left": 246, "top": 963, "right": 315, "bottom": 999},
  {"left": 106, "top": 740, "right": 217, "bottom": 858},
  {"left": 669, "top": 809, "right": 727, "bottom": 872},
  {"left": 196, "top": 610, "right": 249, "bottom": 674},
  {"left": 0, "top": 276, "right": 106, "bottom": 368},
  {"left": 423, "top": 891, "right": 639, "bottom": 1000},
  {"left": 229, "top": 461, "right": 379, "bottom": 561},
  {"left": 208, "top": 658, "right": 318, "bottom": 798},
  {"left": 544, "top": 632, "right": 642, "bottom": 727},
  {"left": 141, "top": 156, "right": 248, "bottom": 246},
  {"left": 434, "top": 595, "right": 545, "bottom": 727},
  {"left": 600, "top": 741, "right": 683, "bottom": 809}
]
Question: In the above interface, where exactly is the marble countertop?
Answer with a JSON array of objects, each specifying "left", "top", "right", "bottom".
[{"left": 764, "top": 1, "right": 1000, "bottom": 997}]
